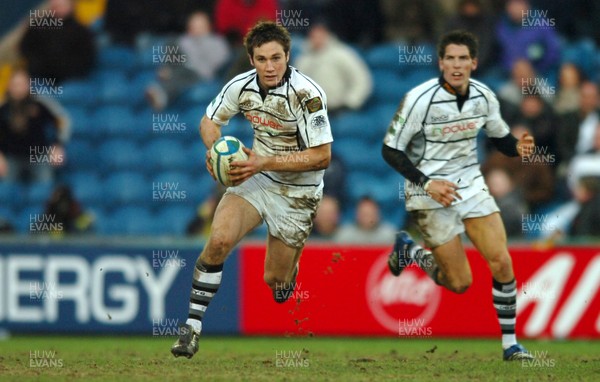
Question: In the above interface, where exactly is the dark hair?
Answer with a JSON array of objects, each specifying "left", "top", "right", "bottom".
[
  {"left": 244, "top": 21, "right": 291, "bottom": 57},
  {"left": 437, "top": 30, "right": 479, "bottom": 59}
]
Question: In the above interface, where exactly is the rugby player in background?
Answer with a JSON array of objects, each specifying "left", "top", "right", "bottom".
[{"left": 382, "top": 30, "right": 536, "bottom": 361}]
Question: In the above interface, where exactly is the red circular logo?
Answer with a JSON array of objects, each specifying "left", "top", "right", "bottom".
[{"left": 366, "top": 252, "right": 442, "bottom": 334}]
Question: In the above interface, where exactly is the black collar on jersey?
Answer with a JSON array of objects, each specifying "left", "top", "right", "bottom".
[
  {"left": 438, "top": 76, "right": 470, "bottom": 112},
  {"left": 257, "top": 65, "right": 292, "bottom": 99}
]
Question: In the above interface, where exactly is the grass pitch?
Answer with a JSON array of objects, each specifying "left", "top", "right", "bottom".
[{"left": 0, "top": 336, "right": 598, "bottom": 381}]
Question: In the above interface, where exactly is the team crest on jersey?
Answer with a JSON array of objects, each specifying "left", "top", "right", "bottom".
[
  {"left": 305, "top": 97, "right": 323, "bottom": 113},
  {"left": 311, "top": 115, "right": 327, "bottom": 129}
]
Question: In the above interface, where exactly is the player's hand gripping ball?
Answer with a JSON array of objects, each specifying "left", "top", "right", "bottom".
[{"left": 210, "top": 136, "right": 249, "bottom": 187}]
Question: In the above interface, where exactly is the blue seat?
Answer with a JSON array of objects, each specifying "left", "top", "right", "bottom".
[
  {"left": 371, "top": 69, "right": 406, "bottom": 103},
  {"left": 65, "top": 105, "right": 92, "bottom": 139},
  {"left": 0, "top": 205, "right": 15, "bottom": 222},
  {"left": 17, "top": 204, "right": 46, "bottom": 234},
  {"left": 91, "top": 106, "right": 138, "bottom": 138},
  {"left": 65, "top": 141, "right": 98, "bottom": 171},
  {"left": 99, "top": 139, "right": 143, "bottom": 171},
  {"left": 98, "top": 77, "right": 133, "bottom": 105},
  {"left": 0, "top": 182, "right": 25, "bottom": 210},
  {"left": 183, "top": 81, "right": 222, "bottom": 105},
  {"left": 26, "top": 182, "right": 55, "bottom": 205},
  {"left": 144, "top": 139, "right": 189, "bottom": 170},
  {"left": 61, "top": 80, "right": 98, "bottom": 106},
  {"left": 102, "top": 206, "right": 155, "bottom": 235},
  {"left": 98, "top": 45, "right": 137, "bottom": 71},
  {"left": 155, "top": 205, "right": 194, "bottom": 235},
  {"left": 104, "top": 171, "right": 148, "bottom": 206},
  {"left": 69, "top": 172, "right": 104, "bottom": 205},
  {"left": 366, "top": 43, "right": 402, "bottom": 71},
  {"left": 335, "top": 138, "right": 384, "bottom": 172},
  {"left": 561, "top": 39, "right": 596, "bottom": 80}
]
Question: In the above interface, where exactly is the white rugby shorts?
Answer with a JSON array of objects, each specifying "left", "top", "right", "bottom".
[
  {"left": 225, "top": 174, "right": 322, "bottom": 248},
  {"left": 410, "top": 190, "right": 500, "bottom": 248}
]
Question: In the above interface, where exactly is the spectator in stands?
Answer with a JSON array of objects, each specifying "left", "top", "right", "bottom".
[
  {"left": 217, "top": 0, "right": 277, "bottom": 80},
  {"left": 495, "top": 0, "right": 560, "bottom": 75},
  {"left": 0, "top": 69, "right": 70, "bottom": 183},
  {"left": 485, "top": 167, "right": 528, "bottom": 237},
  {"left": 553, "top": 63, "right": 583, "bottom": 115},
  {"left": 104, "top": 0, "right": 206, "bottom": 44},
  {"left": 186, "top": 187, "right": 225, "bottom": 239},
  {"left": 322, "top": 153, "right": 347, "bottom": 206},
  {"left": 483, "top": 124, "right": 556, "bottom": 212},
  {"left": 323, "top": 0, "right": 384, "bottom": 47},
  {"left": 569, "top": 176, "right": 600, "bottom": 237},
  {"left": 509, "top": 95, "right": 559, "bottom": 167},
  {"left": 19, "top": 0, "right": 96, "bottom": 83},
  {"left": 498, "top": 59, "right": 553, "bottom": 111},
  {"left": 295, "top": 23, "right": 372, "bottom": 115},
  {"left": 214, "top": 0, "right": 277, "bottom": 44},
  {"left": 558, "top": 82, "right": 600, "bottom": 165},
  {"left": 311, "top": 195, "right": 340, "bottom": 240},
  {"left": 444, "top": 0, "right": 497, "bottom": 74},
  {"left": 379, "top": 0, "right": 442, "bottom": 43},
  {"left": 146, "top": 12, "right": 230, "bottom": 111},
  {"left": 335, "top": 196, "right": 396, "bottom": 244},
  {"left": 44, "top": 185, "right": 94, "bottom": 234}
]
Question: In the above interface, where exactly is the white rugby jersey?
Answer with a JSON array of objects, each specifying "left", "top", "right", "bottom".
[
  {"left": 384, "top": 77, "right": 511, "bottom": 210},
  {"left": 206, "top": 66, "right": 333, "bottom": 198}
]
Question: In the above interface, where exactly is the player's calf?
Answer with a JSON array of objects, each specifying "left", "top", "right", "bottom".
[{"left": 265, "top": 264, "right": 299, "bottom": 303}]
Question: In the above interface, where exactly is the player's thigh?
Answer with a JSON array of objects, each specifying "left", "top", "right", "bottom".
[
  {"left": 264, "top": 234, "right": 302, "bottom": 284},
  {"left": 207, "top": 193, "right": 262, "bottom": 250},
  {"left": 431, "top": 235, "right": 472, "bottom": 286},
  {"left": 464, "top": 213, "right": 513, "bottom": 276}
]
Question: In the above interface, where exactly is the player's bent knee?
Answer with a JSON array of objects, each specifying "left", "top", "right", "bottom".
[
  {"left": 204, "top": 233, "right": 234, "bottom": 261},
  {"left": 447, "top": 276, "right": 472, "bottom": 294}
]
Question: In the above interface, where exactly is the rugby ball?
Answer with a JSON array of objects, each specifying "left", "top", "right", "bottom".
[{"left": 210, "top": 136, "right": 249, "bottom": 187}]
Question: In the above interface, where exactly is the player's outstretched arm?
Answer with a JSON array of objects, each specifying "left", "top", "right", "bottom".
[{"left": 228, "top": 143, "right": 331, "bottom": 185}]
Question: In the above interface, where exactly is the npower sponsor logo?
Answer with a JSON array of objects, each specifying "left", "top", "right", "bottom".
[
  {"left": 517, "top": 252, "right": 600, "bottom": 338},
  {"left": 366, "top": 252, "right": 441, "bottom": 333},
  {"left": 432, "top": 121, "right": 477, "bottom": 137},
  {"left": 245, "top": 113, "right": 283, "bottom": 130}
]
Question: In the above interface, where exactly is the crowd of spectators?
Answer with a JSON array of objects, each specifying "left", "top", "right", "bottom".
[{"left": 0, "top": 0, "right": 599, "bottom": 241}]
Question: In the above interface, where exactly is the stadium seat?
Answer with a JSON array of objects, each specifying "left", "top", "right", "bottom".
[
  {"left": 103, "top": 171, "right": 148, "bottom": 206},
  {"left": 366, "top": 43, "right": 403, "bottom": 71},
  {"left": 102, "top": 206, "right": 156, "bottom": 235},
  {"left": 98, "top": 45, "right": 137, "bottom": 71},
  {"left": 91, "top": 106, "right": 138, "bottom": 138},
  {"left": 155, "top": 205, "right": 195, "bottom": 235},
  {"left": 65, "top": 141, "right": 98, "bottom": 171},
  {"left": 64, "top": 105, "right": 92, "bottom": 140},
  {"left": 561, "top": 39, "right": 597, "bottom": 80},
  {"left": 25, "top": 182, "right": 55, "bottom": 205},
  {"left": 69, "top": 172, "right": 104, "bottom": 205},
  {"left": 0, "top": 182, "right": 25, "bottom": 211},
  {"left": 335, "top": 138, "right": 386, "bottom": 173},
  {"left": 99, "top": 139, "right": 143, "bottom": 171},
  {"left": 98, "top": 77, "right": 133, "bottom": 105},
  {"left": 182, "top": 81, "right": 222, "bottom": 105},
  {"left": 144, "top": 139, "right": 190, "bottom": 170},
  {"left": 371, "top": 69, "right": 406, "bottom": 103},
  {"left": 60, "top": 80, "right": 98, "bottom": 107},
  {"left": 16, "top": 204, "right": 46, "bottom": 234},
  {"left": 331, "top": 111, "right": 378, "bottom": 140}
]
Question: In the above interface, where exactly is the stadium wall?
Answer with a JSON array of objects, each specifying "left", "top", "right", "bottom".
[{"left": 0, "top": 241, "right": 598, "bottom": 339}]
